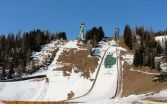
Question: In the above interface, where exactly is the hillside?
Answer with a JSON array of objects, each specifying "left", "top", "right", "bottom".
[
  {"left": 1, "top": 38, "right": 167, "bottom": 104},
  {"left": 117, "top": 37, "right": 167, "bottom": 95}
]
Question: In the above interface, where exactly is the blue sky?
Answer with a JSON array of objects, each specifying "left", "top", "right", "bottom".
[{"left": 0, "top": 0, "right": 167, "bottom": 40}]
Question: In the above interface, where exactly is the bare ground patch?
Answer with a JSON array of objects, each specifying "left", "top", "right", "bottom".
[
  {"left": 56, "top": 48, "right": 99, "bottom": 79},
  {"left": 119, "top": 37, "right": 167, "bottom": 97},
  {"left": 122, "top": 54, "right": 167, "bottom": 97},
  {"left": 67, "top": 91, "right": 75, "bottom": 100}
]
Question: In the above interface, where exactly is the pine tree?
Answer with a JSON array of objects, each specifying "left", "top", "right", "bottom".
[
  {"left": 151, "top": 55, "right": 155, "bottom": 69},
  {"left": 7, "top": 64, "right": 15, "bottom": 79},
  {"left": 85, "top": 26, "right": 105, "bottom": 48},
  {"left": 157, "top": 62, "right": 161, "bottom": 72},
  {"left": 156, "top": 41, "right": 163, "bottom": 55},
  {"left": 136, "top": 26, "right": 144, "bottom": 39},
  {"left": 93, "top": 34, "right": 97, "bottom": 47},
  {"left": 58, "top": 32, "right": 67, "bottom": 40},
  {"left": 15, "top": 31, "right": 22, "bottom": 48},
  {"left": 98, "top": 26, "right": 105, "bottom": 40},
  {"left": 85, "top": 30, "right": 91, "bottom": 41},
  {"left": 0, "top": 29, "right": 66, "bottom": 78},
  {"left": 138, "top": 44, "right": 144, "bottom": 67},
  {"left": 165, "top": 41, "right": 167, "bottom": 61},
  {"left": 1, "top": 69, "right": 6, "bottom": 80},
  {"left": 134, "top": 42, "right": 144, "bottom": 67},
  {"left": 123, "top": 25, "right": 133, "bottom": 49},
  {"left": 34, "top": 30, "right": 41, "bottom": 51},
  {"left": 133, "top": 49, "right": 139, "bottom": 67}
]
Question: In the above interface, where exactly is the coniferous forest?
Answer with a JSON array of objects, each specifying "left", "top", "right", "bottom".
[
  {"left": 123, "top": 24, "right": 167, "bottom": 69},
  {"left": 0, "top": 26, "right": 105, "bottom": 80},
  {"left": 0, "top": 29, "right": 67, "bottom": 79},
  {"left": 1, "top": 24, "right": 166, "bottom": 79},
  {"left": 85, "top": 26, "right": 105, "bottom": 47}
]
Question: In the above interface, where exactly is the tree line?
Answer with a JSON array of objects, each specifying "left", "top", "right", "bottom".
[
  {"left": 123, "top": 25, "right": 166, "bottom": 70},
  {"left": 0, "top": 29, "right": 67, "bottom": 79},
  {"left": 85, "top": 26, "right": 105, "bottom": 47},
  {"left": 155, "top": 30, "right": 167, "bottom": 36}
]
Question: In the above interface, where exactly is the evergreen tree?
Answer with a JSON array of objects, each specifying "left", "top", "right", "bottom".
[
  {"left": 151, "top": 55, "right": 155, "bottom": 69},
  {"left": 157, "top": 62, "right": 161, "bottom": 72},
  {"left": 0, "top": 29, "right": 67, "bottom": 79},
  {"left": 133, "top": 49, "right": 139, "bottom": 67},
  {"left": 85, "top": 30, "right": 91, "bottom": 41},
  {"left": 98, "top": 26, "right": 105, "bottom": 39},
  {"left": 7, "top": 64, "right": 15, "bottom": 79},
  {"left": 93, "top": 34, "right": 97, "bottom": 47},
  {"left": 1, "top": 69, "right": 6, "bottom": 80},
  {"left": 165, "top": 41, "right": 167, "bottom": 61},
  {"left": 156, "top": 41, "right": 163, "bottom": 55},
  {"left": 15, "top": 31, "right": 22, "bottom": 48},
  {"left": 85, "top": 26, "right": 105, "bottom": 47},
  {"left": 58, "top": 32, "right": 67, "bottom": 40},
  {"left": 123, "top": 25, "right": 133, "bottom": 49},
  {"left": 147, "top": 53, "right": 152, "bottom": 67},
  {"left": 138, "top": 44, "right": 144, "bottom": 67},
  {"left": 136, "top": 26, "right": 144, "bottom": 39},
  {"left": 133, "top": 41, "right": 145, "bottom": 67}
]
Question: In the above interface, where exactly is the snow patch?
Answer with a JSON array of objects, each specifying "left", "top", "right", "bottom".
[
  {"left": 64, "top": 40, "right": 78, "bottom": 48},
  {"left": 87, "top": 89, "right": 167, "bottom": 104},
  {"left": 117, "top": 47, "right": 127, "bottom": 52},
  {"left": 130, "top": 68, "right": 160, "bottom": 75},
  {"left": 146, "top": 89, "right": 167, "bottom": 101},
  {"left": 122, "top": 54, "right": 134, "bottom": 65},
  {"left": 92, "top": 48, "right": 103, "bottom": 57},
  {"left": 155, "top": 35, "right": 167, "bottom": 43},
  {"left": 84, "top": 94, "right": 145, "bottom": 104}
]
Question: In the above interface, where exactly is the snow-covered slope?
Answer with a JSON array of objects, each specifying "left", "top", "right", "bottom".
[
  {"left": 24, "top": 40, "right": 59, "bottom": 76},
  {"left": 0, "top": 39, "right": 167, "bottom": 104},
  {"left": 0, "top": 79, "right": 45, "bottom": 101},
  {"left": 64, "top": 40, "right": 78, "bottom": 48},
  {"left": 42, "top": 40, "right": 101, "bottom": 101},
  {"left": 71, "top": 46, "right": 120, "bottom": 102}
]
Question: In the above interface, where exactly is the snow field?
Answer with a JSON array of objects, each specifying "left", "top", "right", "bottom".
[
  {"left": 1, "top": 40, "right": 167, "bottom": 104},
  {"left": 122, "top": 53, "right": 133, "bottom": 65},
  {"left": 0, "top": 79, "right": 44, "bottom": 101}
]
